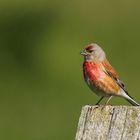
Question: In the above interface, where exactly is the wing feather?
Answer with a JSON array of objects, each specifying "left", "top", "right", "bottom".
[{"left": 101, "top": 59, "right": 125, "bottom": 89}]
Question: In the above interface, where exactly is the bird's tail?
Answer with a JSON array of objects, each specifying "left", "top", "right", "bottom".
[
  {"left": 120, "top": 89, "right": 140, "bottom": 106},
  {"left": 126, "top": 98, "right": 139, "bottom": 106}
]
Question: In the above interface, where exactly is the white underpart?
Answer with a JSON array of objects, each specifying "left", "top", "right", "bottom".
[
  {"left": 86, "top": 77, "right": 91, "bottom": 86},
  {"left": 119, "top": 88, "right": 139, "bottom": 106}
]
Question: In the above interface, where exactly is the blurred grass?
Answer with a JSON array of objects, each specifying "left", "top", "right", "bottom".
[{"left": 0, "top": 0, "right": 140, "bottom": 140}]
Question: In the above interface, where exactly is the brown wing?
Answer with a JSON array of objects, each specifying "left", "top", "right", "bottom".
[
  {"left": 102, "top": 59, "right": 119, "bottom": 79},
  {"left": 101, "top": 59, "right": 125, "bottom": 89}
]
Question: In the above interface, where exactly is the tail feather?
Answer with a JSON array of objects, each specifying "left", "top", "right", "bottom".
[
  {"left": 125, "top": 98, "right": 140, "bottom": 106},
  {"left": 120, "top": 89, "right": 140, "bottom": 106}
]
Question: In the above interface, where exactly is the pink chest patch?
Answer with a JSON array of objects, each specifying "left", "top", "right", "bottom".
[{"left": 83, "top": 62, "right": 105, "bottom": 81}]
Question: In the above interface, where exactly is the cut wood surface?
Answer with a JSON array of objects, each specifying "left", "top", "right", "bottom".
[{"left": 75, "top": 105, "right": 140, "bottom": 140}]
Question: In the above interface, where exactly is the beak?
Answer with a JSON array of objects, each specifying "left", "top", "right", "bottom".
[{"left": 80, "top": 51, "right": 87, "bottom": 56}]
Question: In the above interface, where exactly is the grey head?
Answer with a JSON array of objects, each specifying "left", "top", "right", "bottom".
[{"left": 80, "top": 43, "right": 106, "bottom": 62}]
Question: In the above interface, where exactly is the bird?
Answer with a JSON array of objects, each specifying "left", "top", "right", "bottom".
[{"left": 80, "top": 43, "right": 139, "bottom": 106}]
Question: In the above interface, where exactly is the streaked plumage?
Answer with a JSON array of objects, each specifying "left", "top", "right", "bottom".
[{"left": 81, "top": 43, "right": 139, "bottom": 106}]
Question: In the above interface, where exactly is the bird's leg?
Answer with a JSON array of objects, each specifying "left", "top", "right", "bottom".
[
  {"left": 105, "top": 96, "right": 113, "bottom": 105},
  {"left": 95, "top": 97, "right": 104, "bottom": 105},
  {"left": 100, "top": 96, "right": 113, "bottom": 111}
]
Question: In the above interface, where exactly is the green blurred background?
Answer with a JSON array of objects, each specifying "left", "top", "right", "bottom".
[{"left": 0, "top": 0, "right": 140, "bottom": 139}]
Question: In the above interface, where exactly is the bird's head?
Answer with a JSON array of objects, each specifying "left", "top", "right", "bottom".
[{"left": 80, "top": 43, "right": 106, "bottom": 62}]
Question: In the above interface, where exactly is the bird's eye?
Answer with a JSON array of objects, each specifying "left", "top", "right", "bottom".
[{"left": 89, "top": 50, "right": 93, "bottom": 53}]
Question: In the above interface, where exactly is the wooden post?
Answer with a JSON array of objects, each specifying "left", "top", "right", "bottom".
[{"left": 75, "top": 105, "right": 140, "bottom": 140}]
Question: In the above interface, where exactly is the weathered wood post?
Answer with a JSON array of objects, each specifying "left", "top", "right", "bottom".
[{"left": 75, "top": 105, "right": 140, "bottom": 140}]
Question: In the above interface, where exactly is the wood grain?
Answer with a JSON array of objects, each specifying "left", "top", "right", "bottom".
[{"left": 75, "top": 105, "right": 140, "bottom": 140}]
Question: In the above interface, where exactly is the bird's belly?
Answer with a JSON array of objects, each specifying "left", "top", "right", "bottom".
[
  {"left": 86, "top": 79, "right": 110, "bottom": 97},
  {"left": 85, "top": 76, "right": 110, "bottom": 97},
  {"left": 84, "top": 72, "right": 119, "bottom": 97},
  {"left": 83, "top": 62, "right": 120, "bottom": 96}
]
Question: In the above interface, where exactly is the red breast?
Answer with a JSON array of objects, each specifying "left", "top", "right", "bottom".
[
  {"left": 83, "top": 62, "right": 105, "bottom": 81},
  {"left": 83, "top": 61, "right": 120, "bottom": 95}
]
